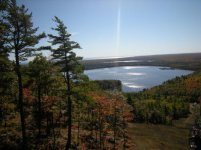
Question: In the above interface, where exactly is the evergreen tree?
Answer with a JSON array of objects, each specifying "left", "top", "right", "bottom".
[
  {"left": 1, "top": 0, "right": 46, "bottom": 148},
  {"left": 0, "top": 54, "right": 15, "bottom": 128},
  {"left": 28, "top": 55, "right": 54, "bottom": 137},
  {"left": 48, "top": 16, "right": 82, "bottom": 150},
  {"left": 0, "top": 0, "right": 9, "bottom": 54}
]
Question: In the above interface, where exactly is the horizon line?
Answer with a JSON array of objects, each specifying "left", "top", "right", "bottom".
[{"left": 83, "top": 52, "right": 201, "bottom": 60}]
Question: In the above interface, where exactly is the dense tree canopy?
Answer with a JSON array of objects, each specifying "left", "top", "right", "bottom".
[{"left": 127, "top": 71, "right": 201, "bottom": 124}]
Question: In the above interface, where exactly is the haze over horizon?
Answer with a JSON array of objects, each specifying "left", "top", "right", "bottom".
[
  {"left": 83, "top": 51, "right": 201, "bottom": 60},
  {"left": 17, "top": 0, "right": 201, "bottom": 59}
]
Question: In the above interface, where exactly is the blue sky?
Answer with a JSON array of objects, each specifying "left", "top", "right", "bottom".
[{"left": 17, "top": 0, "right": 201, "bottom": 59}]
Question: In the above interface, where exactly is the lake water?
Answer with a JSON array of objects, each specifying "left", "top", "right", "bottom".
[{"left": 84, "top": 66, "right": 193, "bottom": 92}]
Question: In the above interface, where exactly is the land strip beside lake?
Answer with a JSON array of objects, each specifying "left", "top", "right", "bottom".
[{"left": 82, "top": 53, "right": 201, "bottom": 71}]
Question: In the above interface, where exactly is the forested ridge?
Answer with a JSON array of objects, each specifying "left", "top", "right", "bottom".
[
  {"left": 1, "top": 0, "right": 201, "bottom": 150},
  {"left": 83, "top": 53, "right": 201, "bottom": 71},
  {"left": 127, "top": 71, "right": 201, "bottom": 124}
]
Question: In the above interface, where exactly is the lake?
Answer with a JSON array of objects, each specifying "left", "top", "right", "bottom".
[{"left": 84, "top": 66, "right": 193, "bottom": 92}]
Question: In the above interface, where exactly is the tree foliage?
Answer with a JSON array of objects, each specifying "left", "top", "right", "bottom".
[
  {"left": 127, "top": 71, "right": 201, "bottom": 124},
  {"left": 1, "top": 0, "right": 46, "bottom": 148},
  {"left": 48, "top": 16, "right": 83, "bottom": 150}
]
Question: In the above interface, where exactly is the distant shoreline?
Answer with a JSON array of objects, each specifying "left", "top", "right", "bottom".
[{"left": 82, "top": 53, "right": 201, "bottom": 71}]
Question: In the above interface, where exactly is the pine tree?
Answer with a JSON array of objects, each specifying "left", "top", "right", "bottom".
[
  {"left": 1, "top": 0, "right": 46, "bottom": 148},
  {"left": 28, "top": 55, "right": 55, "bottom": 137},
  {"left": 48, "top": 16, "right": 82, "bottom": 150},
  {"left": 0, "top": 0, "right": 9, "bottom": 54}
]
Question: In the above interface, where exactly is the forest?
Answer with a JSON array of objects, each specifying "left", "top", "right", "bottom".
[
  {"left": 0, "top": 1, "right": 133, "bottom": 149},
  {"left": 1, "top": 0, "right": 201, "bottom": 150},
  {"left": 127, "top": 71, "right": 201, "bottom": 124}
]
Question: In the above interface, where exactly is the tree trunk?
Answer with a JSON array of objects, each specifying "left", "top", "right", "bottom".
[
  {"left": 46, "top": 115, "right": 50, "bottom": 135},
  {"left": 113, "top": 104, "right": 117, "bottom": 150},
  {"left": 38, "top": 84, "right": 41, "bottom": 137},
  {"left": 98, "top": 107, "right": 102, "bottom": 150},
  {"left": 123, "top": 113, "right": 126, "bottom": 150},
  {"left": 15, "top": 51, "right": 27, "bottom": 149},
  {"left": 123, "top": 130, "right": 126, "bottom": 150},
  {"left": 77, "top": 109, "right": 80, "bottom": 145},
  {"left": 52, "top": 114, "right": 56, "bottom": 150},
  {"left": 66, "top": 71, "right": 72, "bottom": 150}
]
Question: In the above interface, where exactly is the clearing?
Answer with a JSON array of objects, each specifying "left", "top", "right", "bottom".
[{"left": 128, "top": 104, "right": 200, "bottom": 150}]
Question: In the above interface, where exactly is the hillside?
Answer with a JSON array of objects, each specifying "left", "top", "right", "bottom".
[
  {"left": 126, "top": 71, "right": 201, "bottom": 149},
  {"left": 138, "top": 71, "right": 201, "bottom": 102}
]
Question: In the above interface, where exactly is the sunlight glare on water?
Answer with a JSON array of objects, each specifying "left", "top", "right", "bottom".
[{"left": 85, "top": 66, "right": 193, "bottom": 92}]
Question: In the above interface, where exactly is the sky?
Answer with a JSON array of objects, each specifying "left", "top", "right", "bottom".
[{"left": 17, "top": 0, "right": 201, "bottom": 59}]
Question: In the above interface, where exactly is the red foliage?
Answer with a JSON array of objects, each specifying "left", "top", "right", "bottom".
[{"left": 23, "top": 88, "right": 33, "bottom": 103}]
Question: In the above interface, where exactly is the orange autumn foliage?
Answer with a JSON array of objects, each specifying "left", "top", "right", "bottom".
[{"left": 23, "top": 88, "right": 33, "bottom": 104}]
